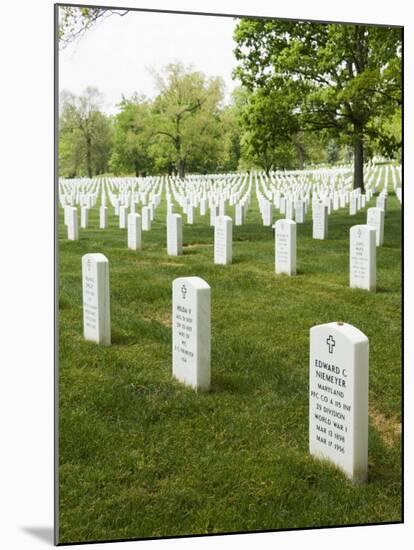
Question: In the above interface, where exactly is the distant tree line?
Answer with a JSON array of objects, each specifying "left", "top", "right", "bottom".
[{"left": 59, "top": 64, "right": 241, "bottom": 179}]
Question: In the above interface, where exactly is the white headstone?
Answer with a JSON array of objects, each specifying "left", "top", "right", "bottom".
[
  {"left": 280, "top": 196, "right": 286, "bottom": 215},
  {"left": 349, "top": 196, "right": 357, "bottom": 215},
  {"left": 275, "top": 219, "right": 296, "bottom": 276},
  {"left": 149, "top": 202, "right": 155, "bottom": 221},
  {"left": 235, "top": 203, "right": 244, "bottom": 226},
  {"left": 119, "top": 205, "right": 128, "bottom": 229},
  {"left": 210, "top": 205, "right": 218, "bottom": 226},
  {"left": 67, "top": 207, "right": 78, "bottom": 240},
  {"left": 263, "top": 201, "right": 273, "bottom": 226},
  {"left": 186, "top": 205, "right": 194, "bottom": 225},
  {"left": 81, "top": 206, "right": 89, "bottom": 229},
  {"left": 313, "top": 202, "right": 328, "bottom": 240},
  {"left": 309, "top": 321, "right": 369, "bottom": 483},
  {"left": 285, "top": 199, "right": 294, "bottom": 220},
  {"left": 350, "top": 225, "right": 376, "bottom": 291},
  {"left": 63, "top": 204, "right": 70, "bottom": 226},
  {"left": 214, "top": 215, "right": 232, "bottom": 265},
  {"left": 376, "top": 194, "right": 387, "bottom": 213},
  {"left": 366, "top": 207, "right": 384, "bottom": 247},
  {"left": 167, "top": 213, "right": 183, "bottom": 256},
  {"left": 142, "top": 206, "right": 151, "bottom": 231},
  {"left": 82, "top": 253, "right": 111, "bottom": 346},
  {"left": 295, "top": 200, "right": 305, "bottom": 224},
  {"left": 113, "top": 198, "right": 120, "bottom": 216},
  {"left": 127, "top": 213, "right": 142, "bottom": 250},
  {"left": 172, "top": 276, "right": 211, "bottom": 390},
  {"left": 324, "top": 197, "right": 332, "bottom": 215},
  {"left": 395, "top": 188, "right": 402, "bottom": 203},
  {"left": 99, "top": 206, "right": 108, "bottom": 229}
]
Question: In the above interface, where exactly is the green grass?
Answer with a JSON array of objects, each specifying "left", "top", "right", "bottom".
[{"left": 58, "top": 182, "right": 402, "bottom": 544}]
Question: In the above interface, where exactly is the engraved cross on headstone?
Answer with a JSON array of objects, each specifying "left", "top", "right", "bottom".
[
  {"left": 181, "top": 284, "right": 187, "bottom": 300},
  {"left": 326, "top": 335, "right": 336, "bottom": 354}
]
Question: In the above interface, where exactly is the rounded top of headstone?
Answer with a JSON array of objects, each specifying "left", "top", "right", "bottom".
[
  {"left": 82, "top": 252, "right": 109, "bottom": 263},
  {"left": 311, "top": 321, "right": 368, "bottom": 345},
  {"left": 173, "top": 276, "right": 210, "bottom": 291}
]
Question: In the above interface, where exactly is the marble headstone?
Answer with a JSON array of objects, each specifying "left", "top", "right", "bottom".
[
  {"left": 214, "top": 215, "right": 232, "bottom": 265},
  {"left": 127, "top": 213, "right": 142, "bottom": 250},
  {"left": 99, "top": 206, "right": 108, "bottom": 229},
  {"left": 172, "top": 276, "right": 211, "bottom": 390},
  {"left": 167, "top": 213, "right": 183, "bottom": 256},
  {"left": 350, "top": 225, "right": 376, "bottom": 291},
  {"left": 367, "top": 207, "right": 384, "bottom": 246},
  {"left": 275, "top": 219, "right": 296, "bottom": 276},
  {"left": 119, "top": 205, "right": 128, "bottom": 229},
  {"left": 67, "top": 206, "right": 78, "bottom": 240},
  {"left": 313, "top": 202, "right": 328, "bottom": 240},
  {"left": 81, "top": 206, "right": 89, "bottom": 229},
  {"left": 82, "top": 253, "right": 111, "bottom": 345},
  {"left": 142, "top": 206, "right": 151, "bottom": 231},
  {"left": 309, "top": 321, "right": 369, "bottom": 483}
]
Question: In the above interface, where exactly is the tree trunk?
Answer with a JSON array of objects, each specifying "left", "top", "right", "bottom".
[
  {"left": 86, "top": 136, "right": 93, "bottom": 178},
  {"left": 353, "top": 133, "right": 364, "bottom": 191},
  {"left": 134, "top": 160, "right": 139, "bottom": 177},
  {"left": 177, "top": 158, "right": 185, "bottom": 179},
  {"left": 295, "top": 143, "right": 305, "bottom": 170}
]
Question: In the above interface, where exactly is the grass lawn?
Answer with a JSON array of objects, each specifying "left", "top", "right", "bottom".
[{"left": 58, "top": 180, "right": 402, "bottom": 544}]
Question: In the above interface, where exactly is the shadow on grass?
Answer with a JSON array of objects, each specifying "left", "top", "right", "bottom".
[
  {"left": 210, "top": 374, "right": 255, "bottom": 395},
  {"left": 374, "top": 286, "right": 395, "bottom": 294},
  {"left": 110, "top": 329, "right": 137, "bottom": 345}
]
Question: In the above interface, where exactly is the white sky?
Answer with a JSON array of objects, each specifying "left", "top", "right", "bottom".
[{"left": 59, "top": 8, "right": 240, "bottom": 114}]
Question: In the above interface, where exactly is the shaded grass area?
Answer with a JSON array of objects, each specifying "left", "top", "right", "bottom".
[{"left": 58, "top": 187, "right": 402, "bottom": 544}]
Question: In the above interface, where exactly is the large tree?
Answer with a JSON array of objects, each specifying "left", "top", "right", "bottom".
[
  {"left": 152, "top": 63, "right": 224, "bottom": 178},
  {"left": 234, "top": 20, "right": 402, "bottom": 190},
  {"left": 59, "top": 87, "right": 113, "bottom": 177}
]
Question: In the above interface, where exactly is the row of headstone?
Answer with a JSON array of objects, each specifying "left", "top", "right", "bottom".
[
  {"left": 62, "top": 166, "right": 395, "bottom": 246},
  {"left": 80, "top": 257, "right": 369, "bottom": 483},
  {"left": 60, "top": 162, "right": 400, "bottom": 215}
]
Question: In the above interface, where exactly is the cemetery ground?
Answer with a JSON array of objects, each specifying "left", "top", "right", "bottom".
[{"left": 58, "top": 181, "right": 402, "bottom": 543}]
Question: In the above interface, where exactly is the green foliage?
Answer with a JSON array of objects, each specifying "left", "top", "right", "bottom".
[
  {"left": 233, "top": 20, "right": 402, "bottom": 187},
  {"left": 326, "top": 139, "right": 340, "bottom": 164},
  {"left": 109, "top": 95, "right": 154, "bottom": 176},
  {"left": 237, "top": 87, "right": 299, "bottom": 173},
  {"left": 234, "top": 86, "right": 328, "bottom": 172}
]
